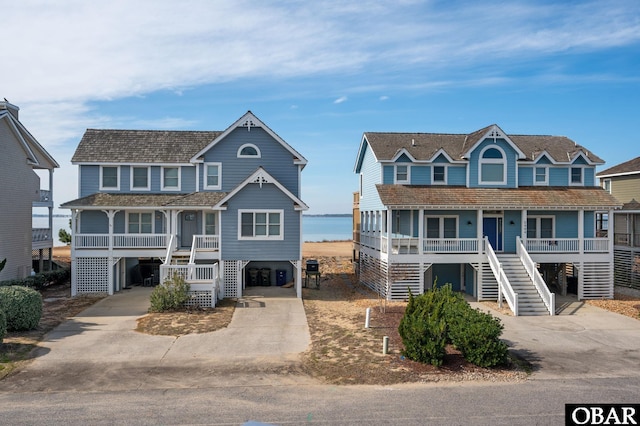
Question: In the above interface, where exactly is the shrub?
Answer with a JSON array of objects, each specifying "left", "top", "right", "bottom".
[
  {"left": 398, "top": 283, "right": 508, "bottom": 368},
  {"left": 149, "top": 274, "right": 190, "bottom": 312},
  {"left": 0, "top": 308, "right": 6, "bottom": 344},
  {"left": 448, "top": 307, "right": 509, "bottom": 367},
  {"left": 0, "top": 286, "right": 43, "bottom": 331},
  {"left": 0, "top": 268, "right": 70, "bottom": 290}
]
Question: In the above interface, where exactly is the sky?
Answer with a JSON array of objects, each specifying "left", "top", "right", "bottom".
[{"left": 3, "top": 0, "right": 640, "bottom": 215}]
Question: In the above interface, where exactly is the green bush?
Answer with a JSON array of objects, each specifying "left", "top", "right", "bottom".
[
  {"left": 0, "top": 268, "right": 70, "bottom": 290},
  {"left": 0, "top": 286, "right": 43, "bottom": 331},
  {"left": 149, "top": 274, "right": 190, "bottom": 312},
  {"left": 398, "top": 283, "right": 508, "bottom": 368},
  {"left": 448, "top": 307, "right": 509, "bottom": 367},
  {"left": 0, "top": 308, "right": 6, "bottom": 344}
]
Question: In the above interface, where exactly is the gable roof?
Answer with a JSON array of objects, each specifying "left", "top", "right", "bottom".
[
  {"left": 596, "top": 156, "right": 640, "bottom": 178},
  {"left": 190, "top": 111, "right": 308, "bottom": 168},
  {"left": 0, "top": 103, "right": 59, "bottom": 169},
  {"left": 216, "top": 167, "right": 309, "bottom": 211},
  {"left": 376, "top": 185, "right": 621, "bottom": 210},
  {"left": 71, "top": 129, "right": 221, "bottom": 164},
  {"left": 355, "top": 124, "right": 603, "bottom": 171}
]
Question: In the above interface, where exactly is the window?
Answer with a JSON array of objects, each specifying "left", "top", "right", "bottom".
[
  {"left": 100, "top": 166, "right": 119, "bottom": 190},
  {"left": 237, "top": 143, "right": 261, "bottom": 158},
  {"left": 527, "top": 217, "right": 554, "bottom": 239},
  {"left": 570, "top": 167, "right": 583, "bottom": 185},
  {"left": 534, "top": 167, "right": 547, "bottom": 185},
  {"left": 425, "top": 216, "right": 457, "bottom": 238},
  {"left": 205, "top": 212, "right": 217, "bottom": 235},
  {"left": 162, "top": 167, "right": 180, "bottom": 190},
  {"left": 131, "top": 166, "right": 150, "bottom": 190},
  {"left": 395, "top": 165, "right": 410, "bottom": 184},
  {"left": 205, "top": 163, "right": 221, "bottom": 190},
  {"left": 239, "top": 210, "right": 283, "bottom": 240},
  {"left": 433, "top": 166, "right": 446, "bottom": 184},
  {"left": 128, "top": 212, "right": 153, "bottom": 234},
  {"left": 479, "top": 146, "right": 506, "bottom": 184},
  {"left": 602, "top": 179, "right": 611, "bottom": 193}
]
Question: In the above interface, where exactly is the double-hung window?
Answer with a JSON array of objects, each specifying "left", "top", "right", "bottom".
[
  {"left": 239, "top": 210, "right": 283, "bottom": 240},
  {"left": 433, "top": 165, "right": 446, "bottom": 184},
  {"left": 204, "top": 163, "right": 221, "bottom": 190},
  {"left": 131, "top": 166, "right": 150, "bottom": 190},
  {"left": 205, "top": 212, "right": 217, "bottom": 235},
  {"left": 534, "top": 166, "right": 548, "bottom": 185},
  {"left": 162, "top": 167, "right": 180, "bottom": 190},
  {"left": 128, "top": 212, "right": 153, "bottom": 234},
  {"left": 100, "top": 166, "right": 119, "bottom": 190},
  {"left": 395, "top": 165, "right": 410, "bottom": 184},
  {"left": 570, "top": 167, "right": 583, "bottom": 185}
]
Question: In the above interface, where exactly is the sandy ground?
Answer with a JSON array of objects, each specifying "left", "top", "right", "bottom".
[{"left": 55, "top": 242, "right": 353, "bottom": 260}]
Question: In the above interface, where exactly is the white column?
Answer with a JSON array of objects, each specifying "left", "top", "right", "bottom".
[
  {"left": 521, "top": 209, "right": 527, "bottom": 241},
  {"left": 578, "top": 210, "right": 584, "bottom": 255},
  {"left": 418, "top": 209, "right": 424, "bottom": 254},
  {"left": 476, "top": 210, "right": 483, "bottom": 253}
]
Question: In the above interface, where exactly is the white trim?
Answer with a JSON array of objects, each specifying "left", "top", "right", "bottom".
[
  {"left": 602, "top": 178, "right": 611, "bottom": 193},
  {"left": 394, "top": 164, "right": 410, "bottom": 184},
  {"left": 161, "top": 166, "right": 181, "bottom": 191},
  {"left": 533, "top": 165, "right": 548, "bottom": 186},
  {"left": 478, "top": 145, "right": 507, "bottom": 185},
  {"left": 204, "top": 162, "right": 222, "bottom": 190},
  {"left": 99, "top": 165, "right": 120, "bottom": 190},
  {"left": 390, "top": 148, "right": 417, "bottom": 163},
  {"left": 463, "top": 124, "right": 526, "bottom": 160},
  {"left": 215, "top": 167, "right": 309, "bottom": 211},
  {"left": 237, "top": 209, "right": 284, "bottom": 240},
  {"left": 432, "top": 164, "right": 447, "bottom": 185},
  {"left": 203, "top": 211, "right": 218, "bottom": 235},
  {"left": 130, "top": 166, "right": 151, "bottom": 191},
  {"left": 597, "top": 170, "right": 640, "bottom": 179},
  {"left": 237, "top": 143, "right": 261, "bottom": 158}
]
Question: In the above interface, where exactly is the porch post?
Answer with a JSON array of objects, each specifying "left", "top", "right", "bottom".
[
  {"left": 418, "top": 208, "right": 424, "bottom": 255},
  {"left": 476, "top": 210, "right": 483, "bottom": 253},
  {"left": 521, "top": 209, "right": 527, "bottom": 242},
  {"left": 578, "top": 209, "right": 584, "bottom": 255},
  {"left": 70, "top": 209, "right": 79, "bottom": 297}
]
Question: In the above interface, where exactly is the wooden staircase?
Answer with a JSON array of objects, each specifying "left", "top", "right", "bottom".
[{"left": 497, "top": 254, "right": 550, "bottom": 316}]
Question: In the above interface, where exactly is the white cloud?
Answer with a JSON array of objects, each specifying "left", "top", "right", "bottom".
[{"left": 334, "top": 96, "right": 348, "bottom": 104}]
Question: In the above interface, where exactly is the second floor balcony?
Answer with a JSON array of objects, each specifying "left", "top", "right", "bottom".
[{"left": 73, "top": 233, "right": 220, "bottom": 251}]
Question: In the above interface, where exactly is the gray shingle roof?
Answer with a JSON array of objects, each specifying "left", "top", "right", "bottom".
[
  {"left": 60, "top": 192, "right": 229, "bottom": 209},
  {"left": 597, "top": 156, "right": 640, "bottom": 177},
  {"left": 71, "top": 130, "right": 222, "bottom": 163},
  {"left": 364, "top": 127, "right": 604, "bottom": 164},
  {"left": 375, "top": 185, "right": 621, "bottom": 210}
]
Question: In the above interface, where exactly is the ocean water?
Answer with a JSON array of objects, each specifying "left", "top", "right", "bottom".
[
  {"left": 33, "top": 215, "right": 353, "bottom": 246},
  {"left": 303, "top": 216, "right": 352, "bottom": 242}
]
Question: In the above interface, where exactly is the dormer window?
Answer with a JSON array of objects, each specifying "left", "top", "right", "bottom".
[
  {"left": 433, "top": 165, "right": 446, "bottom": 184},
  {"left": 395, "top": 165, "right": 410, "bottom": 184},
  {"left": 534, "top": 166, "right": 548, "bottom": 185},
  {"left": 479, "top": 146, "right": 506, "bottom": 184},
  {"left": 570, "top": 167, "right": 583, "bottom": 185},
  {"left": 238, "top": 143, "right": 261, "bottom": 158}
]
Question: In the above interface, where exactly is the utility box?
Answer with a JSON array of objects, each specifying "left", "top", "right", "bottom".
[{"left": 276, "top": 269, "right": 287, "bottom": 286}]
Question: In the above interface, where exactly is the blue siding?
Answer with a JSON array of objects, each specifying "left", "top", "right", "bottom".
[
  {"left": 584, "top": 211, "right": 595, "bottom": 237},
  {"left": 182, "top": 166, "right": 196, "bottom": 192},
  {"left": 584, "top": 167, "right": 595, "bottom": 186},
  {"left": 120, "top": 166, "right": 131, "bottom": 192},
  {"left": 433, "top": 154, "right": 449, "bottom": 163},
  {"left": 549, "top": 167, "right": 567, "bottom": 186},
  {"left": 382, "top": 165, "right": 394, "bottom": 185},
  {"left": 465, "top": 264, "right": 475, "bottom": 296},
  {"left": 80, "top": 165, "right": 99, "bottom": 197},
  {"left": 395, "top": 153, "right": 412, "bottom": 163},
  {"left": 202, "top": 127, "right": 299, "bottom": 196},
  {"left": 150, "top": 166, "right": 162, "bottom": 192},
  {"left": 518, "top": 167, "right": 534, "bottom": 186},
  {"left": 448, "top": 166, "right": 466, "bottom": 186},
  {"left": 504, "top": 211, "right": 521, "bottom": 252},
  {"left": 468, "top": 138, "right": 518, "bottom": 188},
  {"left": 114, "top": 211, "right": 126, "bottom": 233},
  {"left": 556, "top": 211, "right": 578, "bottom": 237},
  {"left": 358, "top": 143, "right": 385, "bottom": 211},
  {"left": 80, "top": 210, "right": 108, "bottom": 233},
  {"left": 433, "top": 264, "right": 461, "bottom": 291},
  {"left": 458, "top": 211, "right": 477, "bottom": 238},
  {"left": 221, "top": 183, "right": 301, "bottom": 260},
  {"left": 411, "top": 165, "right": 430, "bottom": 185},
  {"left": 536, "top": 155, "right": 552, "bottom": 165}
]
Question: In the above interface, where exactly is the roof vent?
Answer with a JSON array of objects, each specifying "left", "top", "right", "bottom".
[{"left": 411, "top": 139, "right": 415, "bottom": 147}]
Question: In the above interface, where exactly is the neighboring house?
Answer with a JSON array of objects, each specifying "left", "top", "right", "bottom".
[
  {"left": 596, "top": 156, "right": 640, "bottom": 291},
  {"left": 61, "top": 111, "right": 308, "bottom": 302},
  {"left": 354, "top": 124, "right": 621, "bottom": 316},
  {"left": 0, "top": 101, "right": 58, "bottom": 281}
]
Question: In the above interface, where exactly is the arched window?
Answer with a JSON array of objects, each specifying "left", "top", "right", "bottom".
[
  {"left": 237, "top": 143, "right": 261, "bottom": 158},
  {"left": 479, "top": 146, "right": 506, "bottom": 184}
]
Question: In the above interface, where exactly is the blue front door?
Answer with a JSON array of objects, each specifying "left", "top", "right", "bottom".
[{"left": 483, "top": 217, "right": 503, "bottom": 251}]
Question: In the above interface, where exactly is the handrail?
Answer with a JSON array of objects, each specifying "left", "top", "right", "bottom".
[
  {"left": 484, "top": 237, "right": 518, "bottom": 316},
  {"left": 517, "top": 237, "right": 555, "bottom": 315},
  {"left": 164, "top": 234, "right": 175, "bottom": 265},
  {"left": 189, "top": 235, "right": 198, "bottom": 264}
]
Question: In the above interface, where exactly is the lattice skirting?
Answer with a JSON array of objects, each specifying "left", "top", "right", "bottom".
[
  {"left": 185, "top": 290, "right": 214, "bottom": 308},
  {"left": 222, "top": 260, "right": 242, "bottom": 298},
  {"left": 75, "top": 257, "right": 109, "bottom": 293}
]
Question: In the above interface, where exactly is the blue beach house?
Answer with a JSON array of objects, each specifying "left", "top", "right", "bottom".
[
  {"left": 353, "top": 124, "right": 621, "bottom": 315},
  {"left": 62, "top": 112, "right": 308, "bottom": 302}
]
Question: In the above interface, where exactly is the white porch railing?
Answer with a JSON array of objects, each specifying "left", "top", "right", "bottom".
[
  {"left": 194, "top": 235, "right": 220, "bottom": 250},
  {"left": 74, "top": 233, "right": 169, "bottom": 249},
  {"left": 362, "top": 232, "right": 480, "bottom": 255},
  {"left": 516, "top": 237, "right": 554, "bottom": 315},
  {"left": 423, "top": 238, "right": 479, "bottom": 253},
  {"left": 485, "top": 237, "right": 518, "bottom": 316},
  {"left": 159, "top": 263, "right": 220, "bottom": 307},
  {"left": 525, "top": 238, "right": 609, "bottom": 253}
]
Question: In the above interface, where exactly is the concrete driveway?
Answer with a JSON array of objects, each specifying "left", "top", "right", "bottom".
[
  {"left": 472, "top": 298, "right": 640, "bottom": 380},
  {"left": 2, "top": 286, "right": 312, "bottom": 392}
]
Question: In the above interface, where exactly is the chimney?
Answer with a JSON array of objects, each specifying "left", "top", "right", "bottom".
[{"left": 0, "top": 100, "right": 19, "bottom": 120}]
